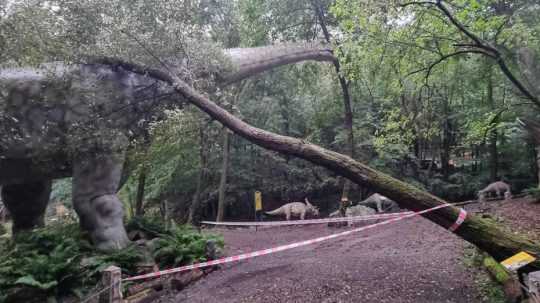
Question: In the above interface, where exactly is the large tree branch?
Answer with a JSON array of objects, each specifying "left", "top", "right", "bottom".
[
  {"left": 434, "top": 1, "right": 497, "bottom": 54},
  {"left": 93, "top": 57, "right": 540, "bottom": 267}
]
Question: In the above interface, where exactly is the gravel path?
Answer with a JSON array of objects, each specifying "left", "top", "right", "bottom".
[{"left": 160, "top": 216, "right": 489, "bottom": 303}]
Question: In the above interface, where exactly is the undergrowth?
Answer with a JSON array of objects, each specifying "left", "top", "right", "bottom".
[
  {"left": 462, "top": 244, "right": 506, "bottom": 303},
  {"left": 525, "top": 187, "right": 540, "bottom": 203},
  {"left": 0, "top": 217, "right": 223, "bottom": 303}
]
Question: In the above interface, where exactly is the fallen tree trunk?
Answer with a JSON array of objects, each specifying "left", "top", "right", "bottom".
[
  {"left": 482, "top": 255, "right": 522, "bottom": 302},
  {"left": 95, "top": 58, "right": 540, "bottom": 268}
]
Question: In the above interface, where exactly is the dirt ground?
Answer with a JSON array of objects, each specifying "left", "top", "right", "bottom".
[
  {"left": 466, "top": 196, "right": 540, "bottom": 241},
  {"left": 159, "top": 213, "right": 494, "bottom": 303}
]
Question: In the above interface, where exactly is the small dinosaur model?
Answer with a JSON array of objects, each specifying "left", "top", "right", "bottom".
[
  {"left": 478, "top": 181, "right": 512, "bottom": 201},
  {"left": 265, "top": 198, "right": 319, "bottom": 220},
  {"left": 357, "top": 193, "right": 399, "bottom": 213}
]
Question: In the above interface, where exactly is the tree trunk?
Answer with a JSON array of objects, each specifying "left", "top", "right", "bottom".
[
  {"left": 537, "top": 147, "right": 540, "bottom": 188},
  {"left": 216, "top": 127, "right": 230, "bottom": 222},
  {"left": 188, "top": 124, "right": 208, "bottom": 224},
  {"left": 170, "top": 77, "right": 540, "bottom": 267},
  {"left": 440, "top": 97, "right": 452, "bottom": 180},
  {"left": 489, "top": 129, "right": 498, "bottom": 182},
  {"left": 98, "top": 58, "right": 540, "bottom": 268},
  {"left": 312, "top": 1, "right": 356, "bottom": 203},
  {"left": 487, "top": 66, "right": 498, "bottom": 182},
  {"left": 135, "top": 164, "right": 147, "bottom": 216}
]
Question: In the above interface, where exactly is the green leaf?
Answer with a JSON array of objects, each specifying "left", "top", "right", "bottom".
[{"left": 15, "top": 276, "right": 58, "bottom": 290}]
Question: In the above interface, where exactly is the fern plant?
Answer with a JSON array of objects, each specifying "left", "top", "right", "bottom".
[{"left": 152, "top": 224, "right": 224, "bottom": 267}]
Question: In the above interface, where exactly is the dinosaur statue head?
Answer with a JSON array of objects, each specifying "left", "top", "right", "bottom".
[{"left": 304, "top": 197, "right": 319, "bottom": 217}]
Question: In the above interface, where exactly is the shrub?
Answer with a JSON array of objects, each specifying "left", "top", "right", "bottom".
[
  {"left": 152, "top": 224, "right": 224, "bottom": 267},
  {"left": 0, "top": 217, "right": 223, "bottom": 302},
  {"left": 525, "top": 187, "right": 540, "bottom": 203},
  {"left": 0, "top": 223, "right": 143, "bottom": 302}
]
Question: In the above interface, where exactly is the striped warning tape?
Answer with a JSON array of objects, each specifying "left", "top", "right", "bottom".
[
  {"left": 123, "top": 203, "right": 466, "bottom": 282},
  {"left": 201, "top": 211, "right": 413, "bottom": 227},
  {"left": 448, "top": 208, "right": 467, "bottom": 232}
]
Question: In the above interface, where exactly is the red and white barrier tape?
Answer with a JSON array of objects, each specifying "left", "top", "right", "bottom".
[
  {"left": 448, "top": 208, "right": 467, "bottom": 232},
  {"left": 124, "top": 203, "right": 467, "bottom": 282},
  {"left": 201, "top": 211, "right": 413, "bottom": 227}
]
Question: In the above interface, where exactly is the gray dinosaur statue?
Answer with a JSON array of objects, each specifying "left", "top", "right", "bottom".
[
  {"left": 265, "top": 198, "right": 320, "bottom": 220},
  {"left": 357, "top": 193, "right": 400, "bottom": 213},
  {"left": 478, "top": 181, "right": 512, "bottom": 201},
  {"left": 0, "top": 44, "right": 334, "bottom": 251},
  {"left": 329, "top": 204, "right": 375, "bottom": 218}
]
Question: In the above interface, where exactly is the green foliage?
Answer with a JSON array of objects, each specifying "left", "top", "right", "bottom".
[
  {"left": 152, "top": 224, "right": 224, "bottom": 267},
  {"left": 0, "top": 224, "right": 89, "bottom": 301},
  {"left": 49, "top": 178, "right": 72, "bottom": 205},
  {"left": 126, "top": 215, "right": 169, "bottom": 237},
  {"left": 126, "top": 216, "right": 224, "bottom": 268},
  {"left": 525, "top": 187, "right": 540, "bottom": 202},
  {"left": 0, "top": 223, "right": 143, "bottom": 302},
  {"left": 0, "top": 217, "right": 224, "bottom": 302}
]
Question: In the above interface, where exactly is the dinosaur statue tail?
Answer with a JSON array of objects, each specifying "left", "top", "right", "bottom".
[
  {"left": 222, "top": 43, "right": 335, "bottom": 85},
  {"left": 265, "top": 207, "right": 283, "bottom": 215}
]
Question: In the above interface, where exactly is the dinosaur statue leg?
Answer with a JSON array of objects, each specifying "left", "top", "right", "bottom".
[
  {"left": 72, "top": 152, "right": 130, "bottom": 251},
  {"left": 376, "top": 199, "right": 383, "bottom": 213},
  {"left": 285, "top": 208, "right": 291, "bottom": 221},
  {"left": 1, "top": 180, "right": 52, "bottom": 233},
  {"left": 300, "top": 210, "right": 305, "bottom": 220}
]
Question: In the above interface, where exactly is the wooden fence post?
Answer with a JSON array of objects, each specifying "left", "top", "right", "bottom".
[{"left": 101, "top": 265, "right": 122, "bottom": 303}]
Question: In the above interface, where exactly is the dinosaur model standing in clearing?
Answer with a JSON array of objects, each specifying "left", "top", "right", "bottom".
[
  {"left": 265, "top": 198, "right": 320, "bottom": 220},
  {"left": 0, "top": 44, "right": 334, "bottom": 251},
  {"left": 478, "top": 181, "right": 512, "bottom": 201}
]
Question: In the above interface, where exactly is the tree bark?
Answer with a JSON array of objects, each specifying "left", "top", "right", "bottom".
[
  {"left": 441, "top": 98, "right": 451, "bottom": 180},
  {"left": 188, "top": 124, "right": 208, "bottom": 224},
  {"left": 489, "top": 129, "right": 498, "bottom": 182},
  {"left": 96, "top": 58, "right": 540, "bottom": 267},
  {"left": 536, "top": 147, "right": 540, "bottom": 188},
  {"left": 134, "top": 165, "right": 147, "bottom": 216},
  {"left": 216, "top": 127, "right": 230, "bottom": 222},
  {"left": 487, "top": 68, "right": 499, "bottom": 182}
]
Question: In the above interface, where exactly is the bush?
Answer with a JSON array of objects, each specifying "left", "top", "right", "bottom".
[
  {"left": 525, "top": 187, "right": 540, "bottom": 202},
  {"left": 152, "top": 224, "right": 224, "bottom": 267},
  {"left": 0, "top": 223, "right": 145, "bottom": 303},
  {"left": 0, "top": 217, "right": 223, "bottom": 302}
]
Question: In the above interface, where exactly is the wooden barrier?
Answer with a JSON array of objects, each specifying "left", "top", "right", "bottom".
[{"left": 101, "top": 266, "right": 122, "bottom": 303}]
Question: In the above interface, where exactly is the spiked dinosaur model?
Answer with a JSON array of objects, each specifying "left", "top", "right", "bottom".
[
  {"left": 265, "top": 198, "right": 320, "bottom": 220},
  {"left": 0, "top": 44, "right": 334, "bottom": 251}
]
